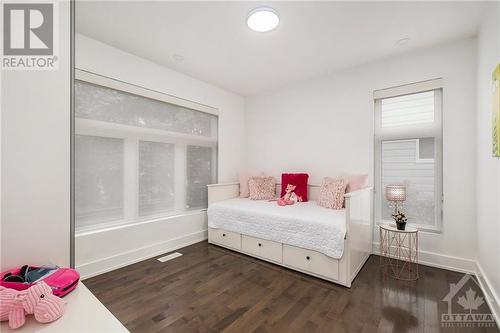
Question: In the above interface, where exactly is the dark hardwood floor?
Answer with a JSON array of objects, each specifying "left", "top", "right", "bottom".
[{"left": 84, "top": 241, "right": 499, "bottom": 333}]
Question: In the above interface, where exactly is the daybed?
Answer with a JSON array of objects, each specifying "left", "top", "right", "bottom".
[{"left": 206, "top": 183, "right": 373, "bottom": 288}]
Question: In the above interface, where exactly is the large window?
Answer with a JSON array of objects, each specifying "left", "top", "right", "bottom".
[
  {"left": 75, "top": 72, "right": 218, "bottom": 231},
  {"left": 374, "top": 80, "right": 443, "bottom": 231}
]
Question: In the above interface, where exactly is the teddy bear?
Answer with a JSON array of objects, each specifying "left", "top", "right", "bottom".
[
  {"left": 0, "top": 281, "right": 66, "bottom": 329},
  {"left": 277, "top": 184, "right": 303, "bottom": 206}
]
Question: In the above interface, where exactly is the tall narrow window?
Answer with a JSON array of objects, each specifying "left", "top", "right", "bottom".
[
  {"left": 75, "top": 74, "right": 218, "bottom": 231},
  {"left": 374, "top": 81, "right": 443, "bottom": 230}
]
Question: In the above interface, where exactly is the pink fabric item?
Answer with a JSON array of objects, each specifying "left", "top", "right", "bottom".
[
  {"left": 345, "top": 174, "right": 369, "bottom": 193},
  {"left": 0, "top": 287, "right": 25, "bottom": 329},
  {"left": 280, "top": 173, "right": 309, "bottom": 202},
  {"left": 0, "top": 281, "right": 66, "bottom": 329},
  {"left": 238, "top": 173, "right": 250, "bottom": 198},
  {"left": 318, "top": 177, "right": 347, "bottom": 209},
  {"left": 248, "top": 176, "right": 276, "bottom": 200}
]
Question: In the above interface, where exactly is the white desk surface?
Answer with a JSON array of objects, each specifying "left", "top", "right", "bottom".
[{"left": 0, "top": 283, "right": 128, "bottom": 333}]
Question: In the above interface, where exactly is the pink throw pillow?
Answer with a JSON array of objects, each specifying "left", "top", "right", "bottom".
[
  {"left": 249, "top": 176, "right": 276, "bottom": 200},
  {"left": 318, "top": 177, "right": 347, "bottom": 209},
  {"left": 345, "top": 174, "right": 369, "bottom": 193},
  {"left": 239, "top": 173, "right": 251, "bottom": 198}
]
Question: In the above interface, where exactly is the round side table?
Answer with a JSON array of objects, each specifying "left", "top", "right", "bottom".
[{"left": 379, "top": 224, "right": 419, "bottom": 281}]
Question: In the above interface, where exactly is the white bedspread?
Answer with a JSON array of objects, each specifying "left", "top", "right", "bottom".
[{"left": 207, "top": 198, "right": 346, "bottom": 259}]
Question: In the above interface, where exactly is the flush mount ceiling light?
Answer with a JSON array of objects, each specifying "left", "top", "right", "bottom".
[{"left": 247, "top": 7, "right": 279, "bottom": 32}]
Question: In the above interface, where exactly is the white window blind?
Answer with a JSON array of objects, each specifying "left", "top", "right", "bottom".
[
  {"left": 75, "top": 135, "right": 124, "bottom": 227},
  {"left": 138, "top": 141, "right": 175, "bottom": 217},
  {"left": 75, "top": 81, "right": 214, "bottom": 137},
  {"left": 381, "top": 91, "right": 435, "bottom": 128},
  {"left": 75, "top": 77, "right": 218, "bottom": 231},
  {"left": 375, "top": 84, "right": 443, "bottom": 231},
  {"left": 186, "top": 145, "right": 215, "bottom": 210},
  {"left": 381, "top": 139, "right": 436, "bottom": 226}
]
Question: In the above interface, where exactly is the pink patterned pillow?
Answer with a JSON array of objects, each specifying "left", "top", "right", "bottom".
[
  {"left": 318, "top": 177, "right": 347, "bottom": 209},
  {"left": 248, "top": 176, "right": 276, "bottom": 200}
]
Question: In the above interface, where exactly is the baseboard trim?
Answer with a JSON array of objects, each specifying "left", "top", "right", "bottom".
[
  {"left": 77, "top": 230, "right": 208, "bottom": 279},
  {"left": 476, "top": 262, "right": 500, "bottom": 328},
  {"left": 372, "top": 242, "right": 477, "bottom": 274}
]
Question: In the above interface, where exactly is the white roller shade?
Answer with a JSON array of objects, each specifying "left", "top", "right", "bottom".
[{"left": 381, "top": 91, "right": 435, "bottom": 128}]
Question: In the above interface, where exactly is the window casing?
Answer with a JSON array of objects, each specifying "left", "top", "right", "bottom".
[
  {"left": 374, "top": 81, "right": 443, "bottom": 231},
  {"left": 75, "top": 70, "right": 218, "bottom": 232}
]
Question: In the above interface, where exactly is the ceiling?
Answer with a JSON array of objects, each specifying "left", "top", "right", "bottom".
[{"left": 76, "top": 1, "right": 488, "bottom": 96}]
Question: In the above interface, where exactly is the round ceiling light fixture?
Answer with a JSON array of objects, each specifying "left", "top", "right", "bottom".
[{"left": 247, "top": 7, "right": 279, "bottom": 32}]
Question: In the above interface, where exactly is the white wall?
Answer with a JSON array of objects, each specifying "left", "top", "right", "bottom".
[
  {"left": 476, "top": 5, "right": 500, "bottom": 322},
  {"left": 246, "top": 38, "right": 478, "bottom": 271},
  {"left": 75, "top": 34, "right": 246, "bottom": 277},
  {"left": 1, "top": 2, "right": 71, "bottom": 271}
]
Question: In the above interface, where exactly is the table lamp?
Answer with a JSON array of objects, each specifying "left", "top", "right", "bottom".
[{"left": 385, "top": 185, "right": 406, "bottom": 214}]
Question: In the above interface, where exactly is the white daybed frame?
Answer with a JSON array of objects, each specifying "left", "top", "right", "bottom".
[{"left": 207, "top": 183, "right": 373, "bottom": 288}]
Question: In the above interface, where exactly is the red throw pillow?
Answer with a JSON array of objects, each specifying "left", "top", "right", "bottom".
[{"left": 281, "top": 173, "right": 309, "bottom": 202}]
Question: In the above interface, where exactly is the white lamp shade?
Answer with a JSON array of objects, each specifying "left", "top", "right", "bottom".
[{"left": 385, "top": 185, "right": 406, "bottom": 202}]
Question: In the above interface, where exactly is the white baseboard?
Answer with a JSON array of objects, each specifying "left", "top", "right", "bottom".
[
  {"left": 476, "top": 262, "right": 500, "bottom": 328},
  {"left": 372, "top": 242, "right": 477, "bottom": 274},
  {"left": 77, "top": 230, "right": 208, "bottom": 279}
]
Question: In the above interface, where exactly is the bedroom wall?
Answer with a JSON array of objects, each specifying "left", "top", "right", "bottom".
[
  {"left": 476, "top": 5, "right": 500, "bottom": 322},
  {"left": 1, "top": 2, "right": 71, "bottom": 271},
  {"left": 246, "top": 38, "right": 478, "bottom": 272},
  {"left": 75, "top": 33, "right": 246, "bottom": 277}
]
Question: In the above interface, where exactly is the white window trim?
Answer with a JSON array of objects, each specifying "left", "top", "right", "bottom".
[
  {"left": 75, "top": 69, "right": 218, "bottom": 234},
  {"left": 374, "top": 82, "right": 443, "bottom": 233}
]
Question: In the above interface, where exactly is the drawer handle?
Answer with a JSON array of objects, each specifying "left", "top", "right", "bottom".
[
  {"left": 222, "top": 233, "right": 226, "bottom": 237},
  {"left": 306, "top": 256, "right": 310, "bottom": 260},
  {"left": 258, "top": 243, "right": 262, "bottom": 247}
]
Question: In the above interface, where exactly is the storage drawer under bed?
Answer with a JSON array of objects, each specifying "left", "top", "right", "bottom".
[
  {"left": 242, "top": 235, "right": 282, "bottom": 263},
  {"left": 208, "top": 228, "right": 241, "bottom": 250},
  {"left": 282, "top": 244, "right": 339, "bottom": 281}
]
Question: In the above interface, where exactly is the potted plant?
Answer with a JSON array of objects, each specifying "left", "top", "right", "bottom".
[{"left": 392, "top": 210, "right": 408, "bottom": 230}]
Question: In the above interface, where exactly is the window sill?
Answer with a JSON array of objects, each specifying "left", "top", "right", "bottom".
[
  {"left": 76, "top": 209, "right": 207, "bottom": 237},
  {"left": 376, "top": 219, "right": 442, "bottom": 234}
]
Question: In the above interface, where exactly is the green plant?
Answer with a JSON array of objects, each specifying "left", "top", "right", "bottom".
[{"left": 392, "top": 210, "right": 407, "bottom": 224}]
